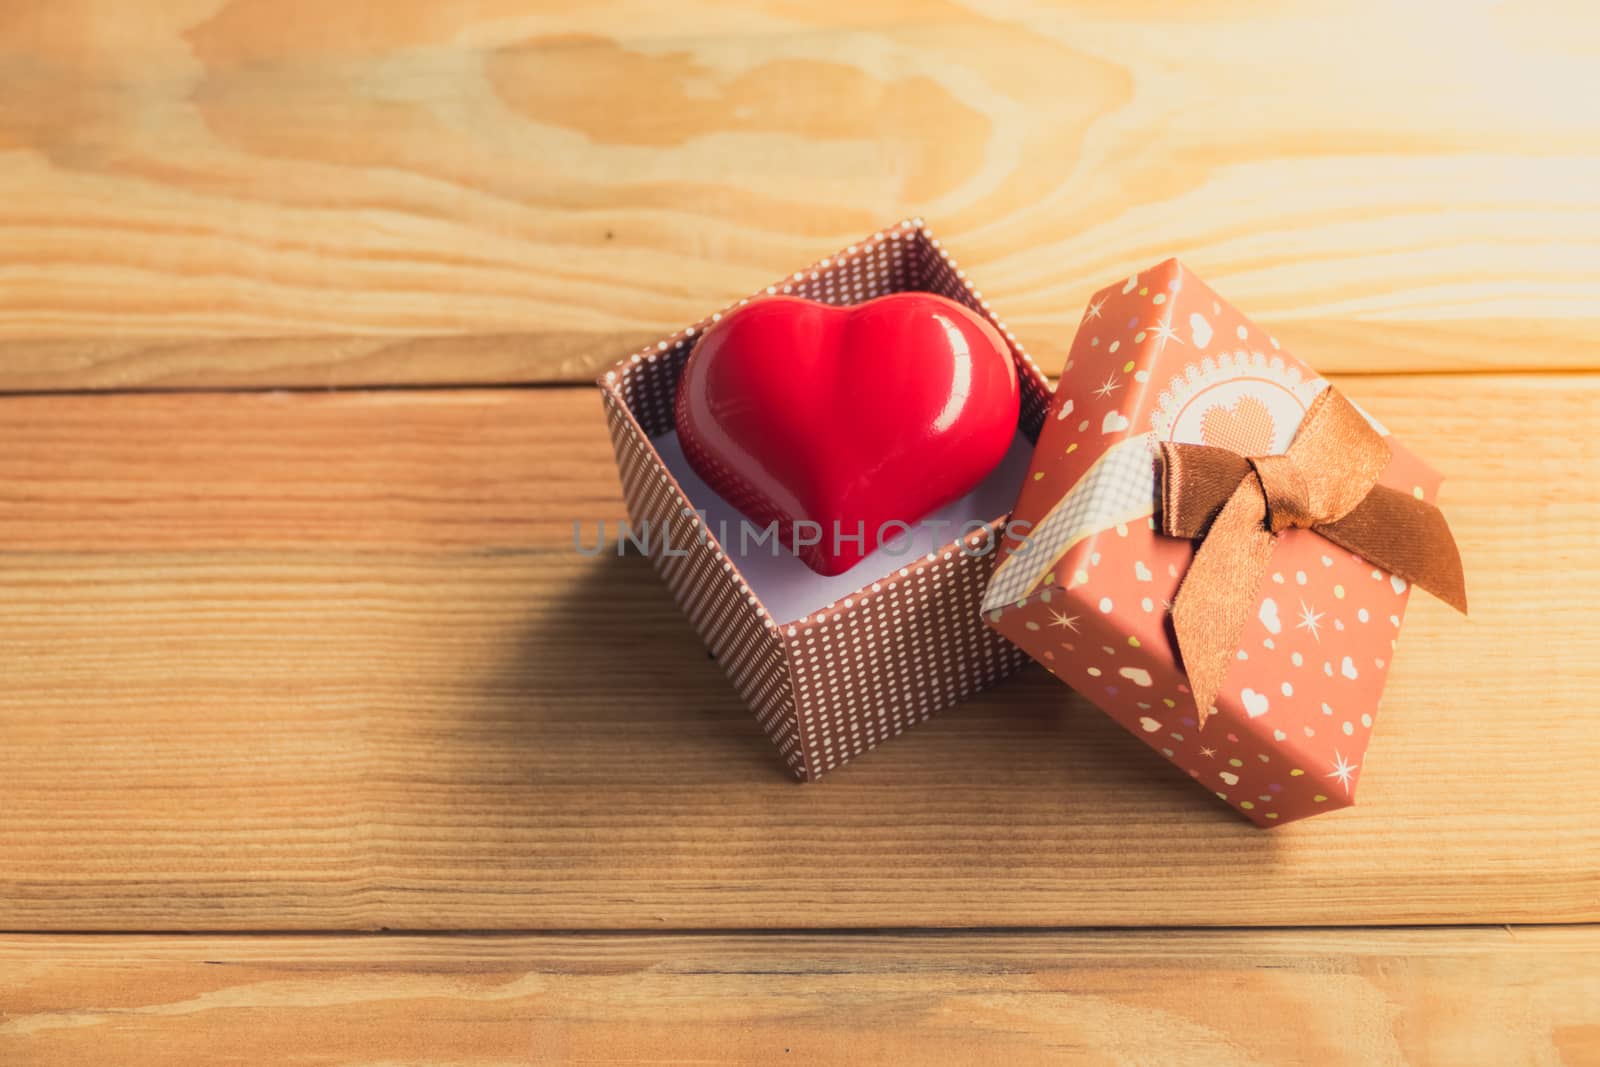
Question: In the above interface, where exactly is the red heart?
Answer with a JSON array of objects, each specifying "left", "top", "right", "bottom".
[{"left": 676, "top": 293, "right": 1020, "bottom": 576}]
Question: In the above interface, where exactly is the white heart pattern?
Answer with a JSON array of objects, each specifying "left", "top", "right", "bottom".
[
  {"left": 1219, "top": 771, "right": 1240, "bottom": 786},
  {"left": 1189, "top": 312, "right": 1213, "bottom": 348},
  {"left": 1134, "top": 562, "right": 1152, "bottom": 582},
  {"left": 1055, "top": 397, "right": 1074, "bottom": 421},
  {"left": 1139, "top": 716, "right": 1161, "bottom": 733},
  {"left": 1273, "top": 729, "right": 1287, "bottom": 741},
  {"left": 1258, "top": 597, "right": 1282, "bottom": 635},
  {"left": 1120, "top": 667, "right": 1154, "bottom": 688},
  {"left": 1241, "top": 688, "right": 1270, "bottom": 718},
  {"left": 1102, "top": 410, "right": 1130, "bottom": 434},
  {"left": 1341, "top": 656, "right": 1359, "bottom": 680}
]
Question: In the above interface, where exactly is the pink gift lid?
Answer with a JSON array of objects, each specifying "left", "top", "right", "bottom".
[{"left": 980, "top": 258, "right": 1444, "bottom": 826}]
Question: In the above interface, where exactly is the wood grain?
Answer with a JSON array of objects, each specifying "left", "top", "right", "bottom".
[
  {"left": 1, "top": 1, "right": 1597, "bottom": 389},
  {"left": 0, "top": 377, "right": 1594, "bottom": 931},
  {"left": 3, "top": 929, "right": 1598, "bottom": 1066}
]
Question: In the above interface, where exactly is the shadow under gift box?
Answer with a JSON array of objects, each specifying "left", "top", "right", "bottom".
[
  {"left": 597, "top": 220, "right": 1053, "bottom": 781},
  {"left": 983, "top": 258, "right": 1444, "bottom": 826}
]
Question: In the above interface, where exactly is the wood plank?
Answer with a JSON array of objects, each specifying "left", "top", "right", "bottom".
[
  {"left": 0, "top": 378, "right": 1596, "bottom": 930},
  {"left": 3, "top": 929, "right": 1598, "bottom": 1066},
  {"left": 1, "top": 2, "right": 1597, "bottom": 388}
]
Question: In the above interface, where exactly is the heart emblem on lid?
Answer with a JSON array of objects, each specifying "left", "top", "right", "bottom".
[{"left": 1199, "top": 394, "right": 1277, "bottom": 456}]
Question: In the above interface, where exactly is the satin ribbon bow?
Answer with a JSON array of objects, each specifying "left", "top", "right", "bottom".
[{"left": 1159, "top": 387, "right": 1467, "bottom": 728}]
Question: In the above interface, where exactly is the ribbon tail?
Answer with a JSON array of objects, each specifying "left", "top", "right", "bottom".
[
  {"left": 1171, "top": 481, "right": 1277, "bottom": 728},
  {"left": 1315, "top": 485, "right": 1468, "bottom": 614}
]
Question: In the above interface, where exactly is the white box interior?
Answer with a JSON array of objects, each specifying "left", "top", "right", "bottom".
[{"left": 653, "top": 429, "right": 1035, "bottom": 624}]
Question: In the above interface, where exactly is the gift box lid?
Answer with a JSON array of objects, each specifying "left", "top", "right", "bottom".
[{"left": 980, "top": 258, "right": 1464, "bottom": 825}]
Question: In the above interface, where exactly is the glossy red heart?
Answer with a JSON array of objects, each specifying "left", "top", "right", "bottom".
[{"left": 675, "top": 293, "right": 1020, "bottom": 576}]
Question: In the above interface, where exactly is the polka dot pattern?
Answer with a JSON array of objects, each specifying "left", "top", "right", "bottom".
[
  {"left": 600, "top": 220, "right": 1051, "bottom": 780},
  {"left": 601, "top": 397, "right": 805, "bottom": 775},
  {"left": 792, "top": 532, "right": 1030, "bottom": 777}
]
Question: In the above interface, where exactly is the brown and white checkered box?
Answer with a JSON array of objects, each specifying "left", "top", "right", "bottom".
[{"left": 597, "top": 220, "right": 1051, "bottom": 780}]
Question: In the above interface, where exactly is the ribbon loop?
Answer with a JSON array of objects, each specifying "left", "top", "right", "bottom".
[
  {"left": 1159, "top": 386, "right": 1467, "bottom": 729},
  {"left": 1282, "top": 389, "right": 1392, "bottom": 523}
]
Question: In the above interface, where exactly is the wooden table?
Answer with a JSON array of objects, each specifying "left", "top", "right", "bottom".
[{"left": 2, "top": 4, "right": 1598, "bottom": 1063}]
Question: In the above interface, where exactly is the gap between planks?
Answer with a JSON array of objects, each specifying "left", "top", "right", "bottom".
[
  {"left": 0, "top": 363, "right": 1594, "bottom": 401},
  {"left": 0, "top": 923, "right": 1590, "bottom": 939}
]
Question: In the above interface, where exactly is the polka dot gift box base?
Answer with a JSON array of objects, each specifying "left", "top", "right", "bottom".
[
  {"left": 598, "top": 220, "right": 1053, "bottom": 780},
  {"left": 983, "top": 258, "right": 1466, "bottom": 826}
]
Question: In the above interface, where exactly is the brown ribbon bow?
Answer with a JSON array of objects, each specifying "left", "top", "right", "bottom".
[{"left": 1160, "top": 387, "right": 1467, "bottom": 728}]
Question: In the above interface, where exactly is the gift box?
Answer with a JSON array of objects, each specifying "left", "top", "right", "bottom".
[
  {"left": 983, "top": 258, "right": 1464, "bottom": 825},
  {"left": 597, "top": 220, "right": 1053, "bottom": 780}
]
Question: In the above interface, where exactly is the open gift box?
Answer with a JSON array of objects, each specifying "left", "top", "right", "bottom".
[
  {"left": 597, "top": 220, "right": 1053, "bottom": 780},
  {"left": 598, "top": 229, "right": 1462, "bottom": 820}
]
